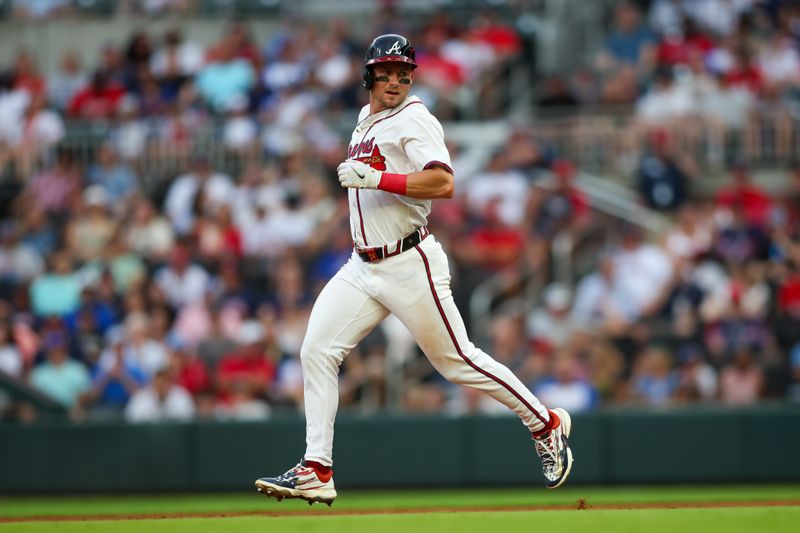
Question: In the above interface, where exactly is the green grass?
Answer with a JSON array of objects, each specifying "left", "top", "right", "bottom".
[{"left": 0, "top": 485, "right": 798, "bottom": 532}]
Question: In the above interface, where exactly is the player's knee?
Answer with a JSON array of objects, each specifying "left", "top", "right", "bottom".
[{"left": 300, "top": 340, "right": 342, "bottom": 368}]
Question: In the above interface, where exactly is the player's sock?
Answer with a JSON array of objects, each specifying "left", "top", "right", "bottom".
[
  {"left": 531, "top": 410, "right": 560, "bottom": 439},
  {"left": 305, "top": 460, "right": 334, "bottom": 482}
]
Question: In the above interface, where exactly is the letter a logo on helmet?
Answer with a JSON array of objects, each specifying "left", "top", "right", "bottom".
[
  {"left": 386, "top": 41, "right": 403, "bottom": 55},
  {"left": 362, "top": 34, "right": 418, "bottom": 89}
]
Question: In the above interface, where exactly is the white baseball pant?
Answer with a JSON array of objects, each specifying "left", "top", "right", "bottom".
[{"left": 302, "top": 234, "right": 551, "bottom": 466}]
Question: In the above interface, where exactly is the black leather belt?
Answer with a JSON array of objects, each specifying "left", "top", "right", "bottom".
[{"left": 356, "top": 227, "right": 430, "bottom": 263}]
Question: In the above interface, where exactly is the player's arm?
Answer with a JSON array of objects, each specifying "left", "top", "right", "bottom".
[{"left": 337, "top": 160, "right": 453, "bottom": 199}]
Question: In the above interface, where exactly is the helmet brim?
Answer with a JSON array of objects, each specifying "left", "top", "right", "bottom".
[{"left": 365, "top": 56, "right": 418, "bottom": 68}]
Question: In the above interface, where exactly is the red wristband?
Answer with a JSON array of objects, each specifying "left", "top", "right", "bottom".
[{"left": 378, "top": 172, "right": 408, "bottom": 195}]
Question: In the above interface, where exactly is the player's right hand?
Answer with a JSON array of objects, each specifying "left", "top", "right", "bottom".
[{"left": 337, "top": 160, "right": 382, "bottom": 190}]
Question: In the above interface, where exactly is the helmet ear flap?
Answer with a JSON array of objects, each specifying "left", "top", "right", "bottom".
[{"left": 362, "top": 67, "right": 373, "bottom": 90}]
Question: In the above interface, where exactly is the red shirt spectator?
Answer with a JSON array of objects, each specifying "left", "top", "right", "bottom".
[
  {"left": 715, "top": 166, "right": 772, "bottom": 227},
  {"left": 471, "top": 17, "right": 521, "bottom": 56},
  {"left": 216, "top": 321, "right": 276, "bottom": 402},
  {"left": 67, "top": 72, "right": 125, "bottom": 120}
]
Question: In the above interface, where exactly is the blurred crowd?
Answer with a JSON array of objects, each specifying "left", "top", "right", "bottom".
[
  {"left": 1, "top": 1, "right": 800, "bottom": 425},
  {"left": 539, "top": 0, "right": 800, "bottom": 129}
]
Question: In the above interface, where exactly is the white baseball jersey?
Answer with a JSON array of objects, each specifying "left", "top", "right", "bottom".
[{"left": 346, "top": 95, "right": 453, "bottom": 247}]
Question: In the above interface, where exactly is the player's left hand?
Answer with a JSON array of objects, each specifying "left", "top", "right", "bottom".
[{"left": 337, "top": 160, "right": 381, "bottom": 190}]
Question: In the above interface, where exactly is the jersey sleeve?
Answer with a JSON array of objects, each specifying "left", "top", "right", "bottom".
[{"left": 400, "top": 111, "right": 453, "bottom": 175}]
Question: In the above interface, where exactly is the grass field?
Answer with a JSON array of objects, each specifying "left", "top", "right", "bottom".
[{"left": 1, "top": 485, "right": 799, "bottom": 532}]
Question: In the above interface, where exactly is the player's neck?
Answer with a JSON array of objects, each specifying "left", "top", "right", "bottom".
[{"left": 369, "top": 97, "right": 402, "bottom": 115}]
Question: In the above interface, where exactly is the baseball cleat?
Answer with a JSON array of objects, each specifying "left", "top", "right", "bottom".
[
  {"left": 255, "top": 460, "right": 336, "bottom": 506},
  {"left": 533, "top": 408, "right": 574, "bottom": 489}
]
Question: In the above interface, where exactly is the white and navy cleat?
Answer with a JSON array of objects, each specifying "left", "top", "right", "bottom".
[
  {"left": 255, "top": 460, "right": 337, "bottom": 507},
  {"left": 533, "top": 408, "right": 574, "bottom": 489}
]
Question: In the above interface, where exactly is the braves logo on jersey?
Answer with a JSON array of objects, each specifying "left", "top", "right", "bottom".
[{"left": 347, "top": 137, "right": 387, "bottom": 170}]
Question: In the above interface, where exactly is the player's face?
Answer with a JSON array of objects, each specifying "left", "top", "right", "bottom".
[{"left": 370, "top": 63, "right": 414, "bottom": 112}]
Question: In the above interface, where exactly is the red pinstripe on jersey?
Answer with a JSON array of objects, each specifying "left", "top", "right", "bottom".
[{"left": 414, "top": 244, "right": 550, "bottom": 428}]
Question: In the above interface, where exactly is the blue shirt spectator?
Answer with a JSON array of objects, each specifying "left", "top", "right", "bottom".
[
  {"left": 30, "top": 341, "right": 91, "bottom": 408},
  {"left": 87, "top": 143, "right": 139, "bottom": 204},
  {"left": 196, "top": 45, "right": 255, "bottom": 112}
]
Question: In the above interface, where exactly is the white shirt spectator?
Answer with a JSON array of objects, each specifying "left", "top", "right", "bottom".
[
  {"left": 0, "top": 342, "right": 22, "bottom": 411},
  {"left": 22, "top": 108, "right": 64, "bottom": 149},
  {"left": 125, "top": 383, "right": 195, "bottom": 422},
  {"left": 0, "top": 89, "right": 30, "bottom": 146},
  {"left": 0, "top": 239, "right": 45, "bottom": 283},
  {"left": 151, "top": 41, "right": 205, "bottom": 78},
  {"left": 223, "top": 115, "right": 258, "bottom": 151},
  {"left": 636, "top": 83, "right": 693, "bottom": 125},
  {"left": 155, "top": 263, "right": 212, "bottom": 308},
  {"left": 316, "top": 52, "right": 353, "bottom": 90},
  {"left": 614, "top": 242, "right": 674, "bottom": 321},
  {"left": 465, "top": 169, "right": 529, "bottom": 226},
  {"left": 758, "top": 37, "right": 800, "bottom": 85},
  {"left": 243, "top": 207, "right": 316, "bottom": 257},
  {"left": 164, "top": 169, "right": 234, "bottom": 235}
]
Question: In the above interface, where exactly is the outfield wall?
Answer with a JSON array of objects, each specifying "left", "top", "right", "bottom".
[{"left": 2, "top": 406, "right": 799, "bottom": 492}]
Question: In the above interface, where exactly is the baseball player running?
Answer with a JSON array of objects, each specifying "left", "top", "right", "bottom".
[{"left": 255, "top": 34, "right": 573, "bottom": 506}]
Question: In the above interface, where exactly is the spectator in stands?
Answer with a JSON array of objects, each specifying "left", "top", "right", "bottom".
[
  {"left": 636, "top": 67, "right": 693, "bottom": 125},
  {"left": 216, "top": 320, "right": 276, "bottom": 406},
  {"left": 0, "top": 221, "right": 44, "bottom": 289},
  {"left": 66, "top": 186, "right": 118, "bottom": 263},
  {"left": 88, "top": 327, "right": 147, "bottom": 413},
  {"left": 613, "top": 224, "right": 675, "bottom": 322},
  {"left": 123, "top": 31, "right": 154, "bottom": 93},
  {"left": 154, "top": 243, "right": 213, "bottom": 308},
  {"left": 29, "top": 250, "right": 81, "bottom": 317},
  {"left": 196, "top": 306, "right": 238, "bottom": 372},
  {"left": 534, "top": 348, "right": 598, "bottom": 413},
  {"left": 719, "top": 346, "right": 763, "bottom": 406},
  {"left": 167, "top": 335, "right": 210, "bottom": 397},
  {"left": 124, "top": 367, "right": 194, "bottom": 422},
  {"left": 655, "top": 17, "right": 714, "bottom": 68},
  {"left": 48, "top": 50, "right": 88, "bottom": 112},
  {"left": 150, "top": 27, "right": 204, "bottom": 94},
  {"left": 758, "top": 31, "right": 800, "bottom": 97},
  {"left": 18, "top": 206, "right": 57, "bottom": 257},
  {"left": 528, "top": 159, "right": 591, "bottom": 239},
  {"left": 124, "top": 197, "right": 175, "bottom": 262},
  {"left": 107, "top": 96, "right": 148, "bottom": 165},
  {"left": 164, "top": 155, "right": 234, "bottom": 235},
  {"left": 196, "top": 33, "right": 256, "bottom": 113},
  {"left": 571, "top": 250, "right": 629, "bottom": 332},
  {"left": 672, "top": 344, "right": 718, "bottom": 402},
  {"left": 16, "top": 93, "right": 64, "bottom": 173},
  {"left": 636, "top": 129, "right": 692, "bottom": 211},
  {"left": 598, "top": 1, "right": 656, "bottom": 74},
  {"left": 465, "top": 149, "right": 529, "bottom": 228},
  {"left": 86, "top": 143, "right": 139, "bottom": 207},
  {"left": 222, "top": 95, "right": 258, "bottom": 154},
  {"left": 0, "top": 319, "right": 22, "bottom": 416},
  {"left": 29, "top": 332, "right": 91, "bottom": 409},
  {"left": 626, "top": 346, "right": 676, "bottom": 406},
  {"left": 67, "top": 70, "right": 125, "bottom": 120},
  {"left": 10, "top": 49, "right": 46, "bottom": 97},
  {"left": 723, "top": 47, "right": 764, "bottom": 96},
  {"left": 716, "top": 161, "right": 773, "bottom": 225},
  {"left": 527, "top": 282, "right": 576, "bottom": 352}
]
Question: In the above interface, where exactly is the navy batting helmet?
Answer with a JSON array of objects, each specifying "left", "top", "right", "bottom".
[{"left": 362, "top": 34, "right": 417, "bottom": 90}]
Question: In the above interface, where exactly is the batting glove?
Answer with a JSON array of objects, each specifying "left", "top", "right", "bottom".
[{"left": 337, "top": 160, "right": 382, "bottom": 190}]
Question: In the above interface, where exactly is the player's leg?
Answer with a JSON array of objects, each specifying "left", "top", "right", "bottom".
[
  {"left": 381, "top": 236, "right": 573, "bottom": 488},
  {"left": 256, "top": 267, "right": 389, "bottom": 504},
  {"left": 301, "top": 277, "right": 389, "bottom": 466}
]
